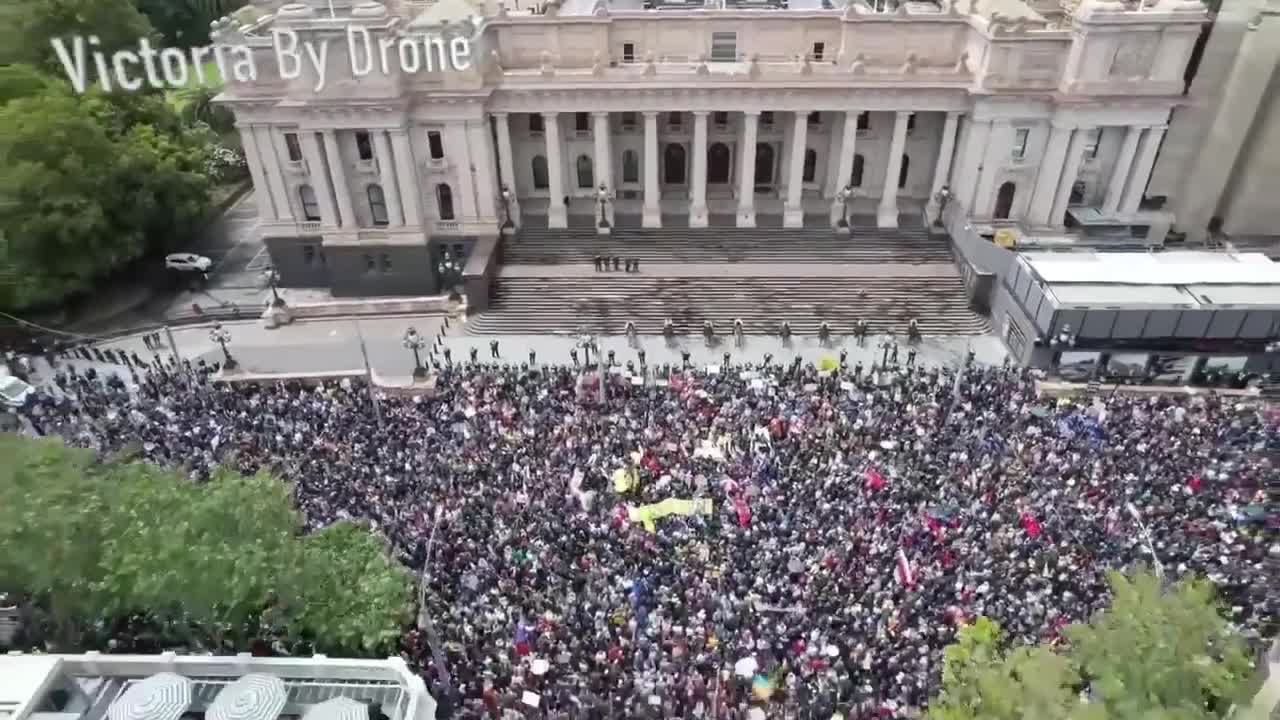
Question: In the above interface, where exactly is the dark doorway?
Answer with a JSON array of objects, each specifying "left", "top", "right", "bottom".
[
  {"left": 754, "top": 143, "right": 774, "bottom": 186},
  {"left": 994, "top": 181, "right": 1016, "bottom": 220},
  {"left": 708, "top": 143, "right": 731, "bottom": 184},
  {"left": 664, "top": 144, "right": 687, "bottom": 185}
]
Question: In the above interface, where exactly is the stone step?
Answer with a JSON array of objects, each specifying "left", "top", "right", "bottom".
[
  {"left": 504, "top": 232, "right": 952, "bottom": 264},
  {"left": 466, "top": 276, "right": 987, "bottom": 335}
]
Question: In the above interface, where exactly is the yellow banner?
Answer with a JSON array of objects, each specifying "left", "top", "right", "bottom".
[
  {"left": 613, "top": 467, "right": 638, "bottom": 493},
  {"left": 628, "top": 498, "right": 714, "bottom": 531}
]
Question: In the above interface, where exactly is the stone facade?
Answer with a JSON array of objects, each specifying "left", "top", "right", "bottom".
[
  {"left": 1148, "top": 0, "right": 1280, "bottom": 243},
  {"left": 215, "top": 0, "right": 1206, "bottom": 294}
]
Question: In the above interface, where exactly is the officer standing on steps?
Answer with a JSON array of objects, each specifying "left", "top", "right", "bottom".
[
  {"left": 607, "top": 349, "right": 616, "bottom": 367},
  {"left": 613, "top": 256, "right": 622, "bottom": 271},
  {"left": 594, "top": 255, "right": 603, "bottom": 272},
  {"left": 570, "top": 347, "right": 579, "bottom": 367},
  {"left": 490, "top": 339, "right": 500, "bottom": 359},
  {"left": 529, "top": 349, "right": 536, "bottom": 366},
  {"left": 631, "top": 258, "right": 640, "bottom": 273},
  {"left": 469, "top": 346, "right": 478, "bottom": 364},
  {"left": 681, "top": 349, "right": 691, "bottom": 368},
  {"left": 443, "top": 347, "right": 452, "bottom": 366},
  {"left": 637, "top": 348, "right": 646, "bottom": 366}
]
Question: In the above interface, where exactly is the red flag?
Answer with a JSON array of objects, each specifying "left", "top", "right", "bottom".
[
  {"left": 1021, "top": 511, "right": 1042, "bottom": 539},
  {"left": 734, "top": 496, "right": 752, "bottom": 528},
  {"left": 1188, "top": 475, "right": 1203, "bottom": 493},
  {"left": 865, "top": 467, "right": 887, "bottom": 492}
]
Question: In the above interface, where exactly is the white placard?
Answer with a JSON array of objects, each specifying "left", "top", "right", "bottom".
[
  {"left": 818, "top": 370, "right": 832, "bottom": 378},
  {"left": 631, "top": 376, "right": 644, "bottom": 385},
  {"left": 750, "top": 379, "right": 765, "bottom": 390},
  {"left": 522, "top": 691, "right": 541, "bottom": 708},
  {"left": 840, "top": 381, "right": 854, "bottom": 391},
  {"left": 707, "top": 365, "right": 721, "bottom": 375},
  {"left": 655, "top": 379, "right": 670, "bottom": 387}
]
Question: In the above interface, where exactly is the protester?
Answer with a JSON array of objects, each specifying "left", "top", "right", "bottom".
[{"left": 23, "top": 356, "right": 1278, "bottom": 720}]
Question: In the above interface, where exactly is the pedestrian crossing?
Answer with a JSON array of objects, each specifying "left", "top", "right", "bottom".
[
  {"left": 503, "top": 226, "right": 954, "bottom": 265},
  {"left": 465, "top": 275, "right": 989, "bottom": 336}
]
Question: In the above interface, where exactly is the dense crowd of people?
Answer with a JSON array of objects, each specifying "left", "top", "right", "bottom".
[{"left": 17, "top": 351, "right": 1280, "bottom": 720}]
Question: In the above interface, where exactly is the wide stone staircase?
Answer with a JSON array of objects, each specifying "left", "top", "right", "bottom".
[
  {"left": 466, "top": 275, "right": 990, "bottom": 335},
  {"left": 466, "top": 225, "right": 990, "bottom": 336},
  {"left": 503, "top": 226, "right": 955, "bottom": 265}
]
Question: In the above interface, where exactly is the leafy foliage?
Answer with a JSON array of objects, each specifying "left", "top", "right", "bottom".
[
  {"left": 0, "top": 434, "right": 415, "bottom": 656},
  {"left": 1, "top": 0, "right": 154, "bottom": 73},
  {"left": 1065, "top": 571, "right": 1254, "bottom": 718},
  {"left": 927, "top": 570, "right": 1257, "bottom": 720},
  {"left": 289, "top": 521, "right": 416, "bottom": 656},
  {"left": 133, "top": 0, "right": 248, "bottom": 49}
]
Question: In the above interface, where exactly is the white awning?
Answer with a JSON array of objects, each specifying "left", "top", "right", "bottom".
[{"left": 108, "top": 673, "right": 192, "bottom": 720}]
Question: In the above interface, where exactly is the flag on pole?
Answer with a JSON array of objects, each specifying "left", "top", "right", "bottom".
[{"left": 894, "top": 548, "right": 915, "bottom": 588}]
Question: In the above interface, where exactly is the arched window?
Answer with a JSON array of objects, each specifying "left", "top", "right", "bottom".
[
  {"left": 367, "top": 184, "right": 388, "bottom": 226},
  {"left": 664, "top": 144, "right": 687, "bottom": 185},
  {"left": 576, "top": 155, "right": 594, "bottom": 189},
  {"left": 707, "top": 143, "right": 731, "bottom": 184},
  {"left": 436, "top": 184, "right": 455, "bottom": 220},
  {"left": 299, "top": 185, "right": 320, "bottom": 221},
  {"left": 802, "top": 149, "right": 817, "bottom": 183},
  {"left": 850, "top": 154, "right": 865, "bottom": 188},
  {"left": 531, "top": 155, "right": 549, "bottom": 190},
  {"left": 754, "top": 143, "right": 775, "bottom": 186},
  {"left": 994, "top": 181, "right": 1016, "bottom": 220},
  {"left": 898, "top": 154, "right": 910, "bottom": 189},
  {"left": 622, "top": 150, "right": 639, "bottom": 184}
]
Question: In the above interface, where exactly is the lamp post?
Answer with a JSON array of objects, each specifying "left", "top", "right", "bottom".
[
  {"left": 209, "top": 322, "right": 236, "bottom": 370},
  {"left": 1125, "top": 501, "right": 1165, "bottom": 581},
  {"left": 835, "top": 184, "right": 853, "bottom": 230},
  {"left": 596, "top": 183, "right": 611, "bottom": 230},
  {"left": 262, "top": 266, "right": 285, "bottom": 308},
  {"left": 499, "top": 185, "right": 515, "bottom": 232},
  {"left": 933, "top": 184, "right": 952, "bottom": 227},
  {"left": 403, "top": 326, "right": 428, "bottom": 380}
]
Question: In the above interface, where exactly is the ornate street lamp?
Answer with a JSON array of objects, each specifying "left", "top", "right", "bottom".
[
  {"left": 403, "top": 326, "right": 428, "bottom": 379},
  {"left": 596, "top": 183, "right": 611, "bottom": 229},
  {"left": 835, "top": 184, "right": 853, "bottom": 230},
  {"left": 499, "top": 185, "right": 515, "bottom": 231},
  {"left": 209, "top": 322, "right": 236, "bottom": 370},
  {"left": 262, "top": 266, "right": 285, "bottom": 308},
  {"left": 933, "top": 184, "right": 953, "bottom": 226}
]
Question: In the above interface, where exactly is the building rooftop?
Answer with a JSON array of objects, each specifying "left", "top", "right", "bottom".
[
  {"left": 1021, "top": 250, "right": 1280, "bottom": 286},
  {"left": 0, "top": 652, "right": 436, "bottom": 720}
]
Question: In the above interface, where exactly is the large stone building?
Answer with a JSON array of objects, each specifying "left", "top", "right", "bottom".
[
  {"left": 216, "top": 0, "right": 1208, "bottom": 297},
  {"left": 1148, "top": 0, "right": 1280, "bottom": 247}
]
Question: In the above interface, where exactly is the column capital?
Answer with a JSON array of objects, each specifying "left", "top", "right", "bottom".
[
  {"left": 541, "top": 111, "right": 559, "bottom": 119},
  {"left": 895, "top": 110, "right": 914, "bottom": 119},
  {"left": 591, "top": 111, "right": 610, "bottom": 119},
  {"left": 491, "top": 112, "right": 509, "bottom": 120},
  {"left": 945, "top": 110, "right": 964, "bottom": 119},
  {"left": 742, "top": 110, "right": 761, "bottom": 117},
  {"left": 1145, "top": 124, "right": 1169, "bottom": 132},
  {"left": 692, "top": 110, "right": 710, "bottom": 117},
  {"left": 1050, "top": 120, "right": 1079, "bottom": 131},
  {"left": 641, "top": 110, "right": 660, "bottom": 118}
]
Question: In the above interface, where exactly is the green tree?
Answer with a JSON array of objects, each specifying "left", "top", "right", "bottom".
[
  {"left": 288, "top": 521, "right": 415, "bottom": 656},
  {"left": 2, "top": 0, "right": 154, "bottom": 74},
  {"left": 0, "top": 93, "right": 146, "bottom": 309},
  {"left": 1065, "top": 570, "right": 1254, "bottom": 718},
  {"left": 0, "top": 436, "right": 117, "bottom": 648},
  {"left": 172, "top": 83, "right": 236, "bottom": 137},
  {"left": 0, "top": 434, "right": 415, "bottom": 656},
  {"left": 133, "top": 0, "right": 247, "bottom": 49},
  {"left": 928, "top": 570, "right": 1256, "bottom": 720}
]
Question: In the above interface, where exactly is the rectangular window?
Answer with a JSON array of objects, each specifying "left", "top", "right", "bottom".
[
  {"left": 303, "top": 244, "right": 316, "bottom": 265},
  {"left": 812, "top": 42, "right": 825, "bottom": 61},
  {"left": 622, "top": 42, "right": 636, "bottom": 63},
  {"left": 380, "top": 253, "right": 392, "bottom": 272},
  {"left": 621, "top": 112, "right": 637, "bottom": 130},
  {"left": 710, "top": 32, "right": 737, "bottom": 63},
  {"left": 364, "top": 254, "right": 376, "bottom": 272},
  {"left": 667, "top": 112, "right": 682, "bottom": 129},
  {"left": 427, "top": 131, "right": 445, "bottom": 160},
  {"left": 1012, "top": 128, "right": 1030, "bottom": 160},
  {"left": 355, "top": 130, "right": 374, "bottom": 161},
  {"left": 529, "top": 114, "right": 545, "bottom": 135},
  {"left": 807, "top": 111, "right": 821, "bottom": 126},
  {"left": 284, "top": 132, "right": 303, "bottom": 162},
  {"left": 856, "top": 112, "right": 870, "bottom": 131},
  {"left": 575, "top": 112, "right": 590, "bottom": 133},
  {"left": 1085, "top": 128, "right": 1101, "bottom": 159},
  {"left": 761, "top": 111, "right": 774, "bottom": 128},
  {"left": 906, "top": 112, "right": 916, "bottom": 134},
  {"left": 713, "top": 111, "right": 729, "bottom": 127}
]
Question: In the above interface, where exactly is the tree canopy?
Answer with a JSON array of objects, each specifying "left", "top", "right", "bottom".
[
  {"left": 0, "top": 434, "right": 415, "bottom": 656},
  {"left": 926, "top": 570, "right": 1257, "bottom": 720},
  {"left": 0, "top": 0, "right": 232, "bottom": 312}
]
